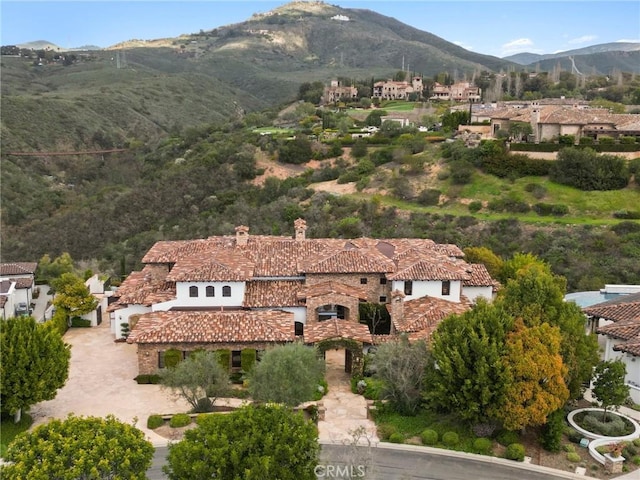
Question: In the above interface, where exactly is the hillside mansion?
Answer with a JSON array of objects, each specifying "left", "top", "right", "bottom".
[{"left": 109, "top": 219, "right": 498, "bottom": 375}]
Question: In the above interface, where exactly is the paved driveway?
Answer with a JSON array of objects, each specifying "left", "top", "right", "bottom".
[{"left": 30, "top": 322, "right": 189, "bottom": 446}]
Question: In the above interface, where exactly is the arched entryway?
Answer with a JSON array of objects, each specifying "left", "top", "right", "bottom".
[
  {"left": 316, "top": 338, "right": 364, "bottom": 377},
  {"left": 316, "top": 304, "right": 349, "bottom": 322}
]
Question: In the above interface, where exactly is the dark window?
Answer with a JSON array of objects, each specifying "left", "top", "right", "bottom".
[
  {"left": 206, "top": 286, "right": 215, "bottom": 297},
  {"left": 404, "top": 280, "right": 413, "bottom": 296},
  {"left": 360, "top": 278, "right": 368, "bottom": 285},
  {"left": 380, "top": 277, "right": 387, "bottom": 285},
  {"left": 442, "top": 280, "right": 451, "bottom": 296},
  {"left": 295, "top": 321, "right": 304, "bottom": 336},
  {"left": 222, "top": 285, "right": 231, "bottom": 297},
  {"left": 189, "top": 285, "right": 198, "bottom": 297},
  {"left": 158, "top": 351, "right": 166, "bottom": 369},
  {"left": 379, "top": 296, "right": 387, "bottom": 303},
  {"left": 231, "top": 350, "right": 242, "bottom": 368}
]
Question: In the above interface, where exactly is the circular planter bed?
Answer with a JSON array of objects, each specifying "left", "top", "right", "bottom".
[{"left": 572, "top": 410, "right": 636, "bottom": 438}]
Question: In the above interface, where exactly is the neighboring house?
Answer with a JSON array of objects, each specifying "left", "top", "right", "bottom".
[
  {"left": 380, "top": 116, "right": 411, "bottom": 128},
  {"left": 477, "top": 102, "right": 640, "bottom": 142},
  {"left": 429, "top": 82, "right": 481, "bottom": 102},
  {"left": 373, "top": 77, "right": 423, "bottom": 100},
  {"left": 0, "top": 279, "right": 17, "bottom": 320},
  {"left": 584, "top": 292, "right": 640, "bottom": 403},
  {"left": 322, "top": 80, "right": 358, "bottom": 104},
  {"left": 113, "top": 219, "right": 498, "bottom": 375},
  {"left": 0, "top": 262, "right": 37, "bottom": 317},
  {"left": 79, "top": 274, "right": 113, "bottom": 326}
]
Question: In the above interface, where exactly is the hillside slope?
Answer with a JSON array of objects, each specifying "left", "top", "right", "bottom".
[{"left": 1, "top": 1, "right": 515, "bottom": 152}]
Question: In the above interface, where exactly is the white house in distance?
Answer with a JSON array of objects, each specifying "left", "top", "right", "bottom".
[
  {"left": 0, "top": 262, "right": 37, "bottom": 318},
  {"left": 109, "top": 219, "right": 499, "bottom": 376},
  {"left": 584, "top": 288, "right": 640, "bottom": 403}
]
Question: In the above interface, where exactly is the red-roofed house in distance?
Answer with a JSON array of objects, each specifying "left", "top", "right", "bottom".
[
  {"left": 0, "top": 262, "right": 37, "bottom": 318},
  {"left": 111, "top": 220, "right": 499, "bottom": 376}
]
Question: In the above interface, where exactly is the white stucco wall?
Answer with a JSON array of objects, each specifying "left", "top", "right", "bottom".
[
  {"left": 112, "top": 304, "right": 152, "bottom": 339},
  {"left": 391, "top": 280, "right": 461, "bottom": 302},
  {"left": 175, "top": 281, "right": 245, "bottom": 307},
  {"left": 462, "top": 285, "right": 493, "bottom": 303}
]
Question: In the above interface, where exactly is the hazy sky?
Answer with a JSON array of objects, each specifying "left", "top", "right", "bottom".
[{"left": 1, "top": 0, "right": 639, "bottom": 58}]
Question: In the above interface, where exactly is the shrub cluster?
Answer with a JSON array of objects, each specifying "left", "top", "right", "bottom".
[
  {"left": 550, "top": 148, "right": 630, "bottom": 191},
  {"left": 169, "top": 413, "right": 192, "bottom": 428},
  {"left": 70, "top": 317, "right": 91, "bottom": 327},
  {"left": 134, "top": 374, "right": 161, "bottom": 384},
  {"left": 613, "top": 210, "right": 640, "bottom": 220},
  {"left": 147, "top": 415, "right": 164, "bottom": 429},
  {"left": 505, "top": 443, "right": 526, "bottom": 461},
  {"left": 421, "top": 429, "right": 438, "bottom": 446},
  {"left": 566, "top": 452, "right": 581, "bottom": 462},
  {"left": 579, "top": 412, "right": 633, "bottom": 437},
  {"left": 496, "top": 430, "right": 520, "bottom": 447},
  {"left": 487, "top": 197, "right": 530, "bottom": 214},
  {"left": 389, "top": 432, "right": 405, "bottom": 444},
  {"left": 532, "top": 203, "right": 569, "bottom": 216},
  {"left": 442, "top": 431, "right": 459, "bottom": 447},
  {"left": 377, "top": 424, "right": 398, "bottom": 441},
  {"left": 473, "top": 438, "right": 493, "bottom": 454}
]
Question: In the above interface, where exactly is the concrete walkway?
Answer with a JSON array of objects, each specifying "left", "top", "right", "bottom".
[{"left": 317, "top": 349, "right": 379, "bottom": 445}]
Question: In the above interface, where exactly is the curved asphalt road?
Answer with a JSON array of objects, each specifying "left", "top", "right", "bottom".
[{"left": 148, "top": 443, "right": 594, "bottom": 480}]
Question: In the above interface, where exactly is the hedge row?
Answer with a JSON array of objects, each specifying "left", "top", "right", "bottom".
[{"left": 509, "top": 143, "right": 640, "bottom": 153}]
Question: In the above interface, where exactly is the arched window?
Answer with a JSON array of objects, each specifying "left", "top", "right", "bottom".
[
  {"left": 295, "top": 321, "right": 304, "bottom": 336},
  {"left": 206, "top": 286, "right": 215, "bottom": 297},
  {"left": 189, "top": 286, "right": 198, "bottom": 297},
  {"left": 222, "top": 285, "right": 231, "bottom": 297}
]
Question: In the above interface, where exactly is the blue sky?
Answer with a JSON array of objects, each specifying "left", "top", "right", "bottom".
[{"left": 1, "top": 1, "right": 639, "bottom": 58}]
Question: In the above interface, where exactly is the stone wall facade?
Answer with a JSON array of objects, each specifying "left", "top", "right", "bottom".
[
  {"left": 136, "top": 341, "right": 283, "bottom": 376},
  {"left": 305, "top": 273, "right": 390, "bottom": 304}
]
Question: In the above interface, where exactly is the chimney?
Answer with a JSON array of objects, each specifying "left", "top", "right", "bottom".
[
  {"left": 235, "top": 225, "right": 249, "bottom": 246},
  {"left": 530, "top": 105, "right": 541, "bottom": 144},
  {"left": 294, "top": 218, "right": 307, "bottom": 242},
  {"left": 390, "top": 290, "right": 405, "bottom": 332}
]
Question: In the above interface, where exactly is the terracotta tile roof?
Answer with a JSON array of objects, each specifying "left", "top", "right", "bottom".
[
  {"left": 167, "top": 249, "right": 255, "bottom": 282},
  {"left": 243, "top": 280, "right": 304, "bottom": 308},
  {"left": 108, "top": 265, "right": 176, "bottom": 311},
  {"left": 297, "top": 281, "right": 369, "bottom": 301},
  {"left": 127, "top": 310, "right": 294, "bottom": 344},
  {"left": 596, "top": 318, "right": 640, "bottom": 340},
  {"left": 0, "top": 280, "right": 12, "bottom": 295},
  {"left": 463, "top": 264, "right": 501, "bottom": 290},
  {"left": 138, "top": 235, "right": 487, "bottom": 285},
  {"left": 0, "top": 262, "right": 37, "bottom": 276},
  {"left": 432, "top": 244, "right": 465, "bottom": 258},
  {"left": 301, "top": 248, "right": 395, "bottom": 274},
  {"left": 10, "top": 277, "right": 33, "bottom": 289},
  {"left": 392, "top": 295, "right": 471, "bottom": 336},
  {"left": 303, "top": 318, "right": 373, "bottom": 344},
  {"left": 614, "top": 336, "right": 640, "bottom": 357},
  {"left": 584, "top": 293, "right": 640, "bottom": 323},
  {"left": 388, "top": 256, "right": 470, "bottom": 281}
]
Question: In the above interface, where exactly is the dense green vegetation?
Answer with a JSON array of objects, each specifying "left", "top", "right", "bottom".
[{"left": 2, "top": 113, "right": 639, "bottom": 292}]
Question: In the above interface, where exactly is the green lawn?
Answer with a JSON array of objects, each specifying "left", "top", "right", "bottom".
[
  {"left": 0, "top": 413, "right": 33, "bottom": 458},
  {"left": 379, "top": 101, "right": 417, "bottom": 112},
  {"left": 251, "top": 127, "right": 295, "bottom": 135}
]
